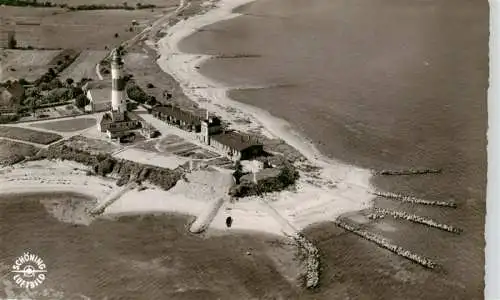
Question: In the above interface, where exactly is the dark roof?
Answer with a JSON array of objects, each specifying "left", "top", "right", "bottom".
[
  {"left": 203, "top": 116, "right": 221, "bottom": 126},
  {"left": 152, "top": 105, "right": 201, "bottom": 125},
  {"left": 100, "top": 111, "right": 142, "bottom": 125},
  {"left": 83, "top": 81, "right": 112, "bottom": 92},
  {"left": 211, "top": 131, "right": 262, "bottom": 152},
  {"left": 100, "top": 112, "right": 113, "bottom": 125}
]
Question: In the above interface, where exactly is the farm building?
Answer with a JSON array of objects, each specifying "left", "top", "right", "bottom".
[
  {"left": 0, "top": 81, "right": 25, "bottom": 114},
  {"left": 82, "top": 81, "right": 112, "bottom": 112},
  {"left": 210, "top": 130, "right": 263, "bottom": 161},
  {"left": 151, "top": 105, "right": 202, "bottom": 132}
]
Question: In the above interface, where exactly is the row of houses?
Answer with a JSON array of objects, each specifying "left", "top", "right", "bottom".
[{"left": 150, "top": 104, "right": 263, "bottom": 161}]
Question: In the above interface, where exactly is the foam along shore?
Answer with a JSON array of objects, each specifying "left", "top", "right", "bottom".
[
  {"left": 156, "top": 0, "right": 375, "bottom": 228},
  {"left": 1, "top": 158, "right": 371, "bottom": 238},
  {"left": 0, "top": 160, "right": 115, "bottom": 199}
]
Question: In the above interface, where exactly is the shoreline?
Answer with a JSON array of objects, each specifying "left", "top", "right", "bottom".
[
  {"left": 156, "top": 0, "right": 374, "bottom": 189},
  {"left": 154, "top": 0, "right": 375, "bottom": 217},
  {"left": 0, "top": 0, "right": 374, "bottom": 239}
]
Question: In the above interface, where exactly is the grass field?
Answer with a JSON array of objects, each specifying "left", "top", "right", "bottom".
[
  {"left": 61, "top": 135, "right": 120, "bottom": 154},
  {"left": 30, "top": 117, "right": 96, "bottom": 132},
  {"left": 0, "top": 49, "right": 61, "bottom": 82},
  {"left": 58, "top": 50, "right": 108, "bottom": 80},
  {"left": 0, "top": 139, "right": 39, "bottom": 165},
  {"left": 2, "top": 7, "right": 160, "bottom": 50},
  {"left": 0, "top": 126, "right": 63, "bottom": 144}
]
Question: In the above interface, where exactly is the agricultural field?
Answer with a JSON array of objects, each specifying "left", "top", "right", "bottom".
[
  {"left": 29, "top": 117, "right": 96, "bottom": 132},
  {"left": 2, "top": 7, "right": 161, "bottom": 50},
  {"left": 0, "top": 139, "right": 39, "bottom": 165},
  {"left": 0, "top": 126, "right": 63, "bottom": 144},
  {"left": 58, "top": 50, "right": 108, "bottom": 81},
  {"left": 0, "top": 49, "right": 62, "bottom": 82}
]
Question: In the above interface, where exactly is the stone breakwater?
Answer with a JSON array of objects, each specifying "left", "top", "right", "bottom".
[
  {"left": 335, "top": 220, "right": 437, "bottom": 269},
  {"left": 373, "top": 191, "right": 457, "bottom": 208},
  {"left": 291, "top": 233, "right": 320, "bottom": 289},
  {"left": 375, "top": 168, "right": 442, "bottom": 176},
  {"left": 374, "top": 208, "right": 463, "bottom": 234}
]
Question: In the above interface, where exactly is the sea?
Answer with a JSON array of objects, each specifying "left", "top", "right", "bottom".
[{"left": 0, "top": 0, "right": 488, "bottom": 299}]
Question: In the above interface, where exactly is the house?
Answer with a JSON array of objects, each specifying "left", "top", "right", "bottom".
[
  {"left": 83, "top": 81, "right": 113, "bottom": 113},
  {"left": 209, "top": 130, "right": 263, "bottom": 161},
  {"left": 82, "top": 81, "right": 114, "bottom": 112},
  {"left": 151, "top": 105, "right": 202, "bottom": 132},
  {"left": 98, "top": 111, "right": 142, "bottom": 138},
  {"left": 0, "top": 81, "right": 24, "bottom": 114}
]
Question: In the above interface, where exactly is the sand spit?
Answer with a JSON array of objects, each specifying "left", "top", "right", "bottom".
[{"left": 156, "top": 0, "right": 375, "bottom": 233}]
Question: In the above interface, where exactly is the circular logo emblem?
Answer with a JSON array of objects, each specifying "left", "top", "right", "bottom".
[{"left": 11, "top": 252, "right": 47, "bottom": 289}]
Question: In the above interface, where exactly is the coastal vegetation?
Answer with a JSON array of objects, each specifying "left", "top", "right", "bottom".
[
  {"left": 30, "top": 143, "right": 183, "bottom": 190},
  {"left": 126, "top": 82, "right": 158, "bottom": 105},
  {"left": 0, "top": 140, "right": 39, "bottom": 166},
  {"left": 229, "top": 159, "right": 299, "bottom": 197}
]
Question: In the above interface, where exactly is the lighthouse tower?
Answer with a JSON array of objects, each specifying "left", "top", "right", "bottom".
[{"left": 111, "top": 48, "right": 127, "bottom": 114}]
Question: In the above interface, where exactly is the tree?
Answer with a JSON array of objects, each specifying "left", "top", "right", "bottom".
[
  {"left": 75, "top": 94, "right": 89, "bottom": 108},
  {"left": 18, "top": 78, "right": 29, "bottom": 86},
  {"left": 114, "top": 33, "right": 119, "bottom": 38},
  {"left": 146, "top": 83, "right": 154, "bottom": 88},
  {"left": 66, "top": 78, "right": 74, "bottom": 86}
]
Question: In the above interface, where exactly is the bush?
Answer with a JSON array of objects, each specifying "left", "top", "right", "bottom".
[
  {"left": 146, "top": 83, "right": 154, "bottom": 88},
  {"left": 75, "top": 94, "right": 89, "bottom": 108},
  {"left": 66, "top": 78, "right": 74, "bottom": 86},
  {"left": 0, "top": 114, "right": 19, "bottom": 124},
  {"left": 18, "top": 78, "right": 30, "bottom": 85}
]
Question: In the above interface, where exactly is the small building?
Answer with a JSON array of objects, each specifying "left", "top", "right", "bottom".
[
  {"left": 210, "top": 130, "right": 263, "bottom": 161},
  {"left": 0, "top": 81, "right": 24, "bottom": 114},
  {"left": 82, "top": 81, "right": 113, "bottom": 112},
  {"left": 151, "top": 105, "right": 202, "bottom": 132},
  {"left": 98, "top": 111, "right": 142, "bottom": 134}
]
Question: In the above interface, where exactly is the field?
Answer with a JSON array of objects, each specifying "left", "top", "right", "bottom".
[
  {"left": 58, "top": 50, "right": 108, "bottom": 81},
  {"left": 0, "top": 139, "right": 39, "bottom": 165},
  {"left": 0, "top": 126, "right": 63, "bottom": 144},
  {"left": 61, "top": 135, "right": 120, "bottom": 154},
  {"left": 0, "top": 49, "right": 61, "bottom": 82},
  {"left": 35, "top": 0, "right": 179, "bottom": 7},
  {"left": 18, "top": 104, "right": 83, "bottom": 122},
  {"left": 30, "top": 117, "right": 96, "bottom": 132},
  {"left": 2, "top": 7, "right": 160, "bottom": 49}
]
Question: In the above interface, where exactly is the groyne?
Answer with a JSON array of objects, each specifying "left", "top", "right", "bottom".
[
  {"left": 89, "top": 182, "right": 137, "bottom": 215},
  {"left": 335, "top": 220, "right": 437, "bottom": 269},
  {"left": 189, "top": 197, "right": 225, "bottom": 233},
  {"left": 373, "top": 191, "right": 457, "bottom": 208},
  {"left": 374, "top": 208, "right": 463, "bottom": 234},
  {"left": 375, "top": 168, "right": 442, "bottom": 176}
]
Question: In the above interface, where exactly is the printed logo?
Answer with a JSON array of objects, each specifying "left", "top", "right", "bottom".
[{"left": 11, "top": 252, "right": 47, "bottom": 289}]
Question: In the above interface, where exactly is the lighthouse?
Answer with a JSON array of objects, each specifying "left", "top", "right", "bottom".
[{"left": 111, "top": 48, "right": 126, "bottom": 114}]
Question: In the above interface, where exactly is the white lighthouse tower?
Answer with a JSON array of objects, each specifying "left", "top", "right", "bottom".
[{"left": 111, "top": 48, "right": 127, "bottom": 114}]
